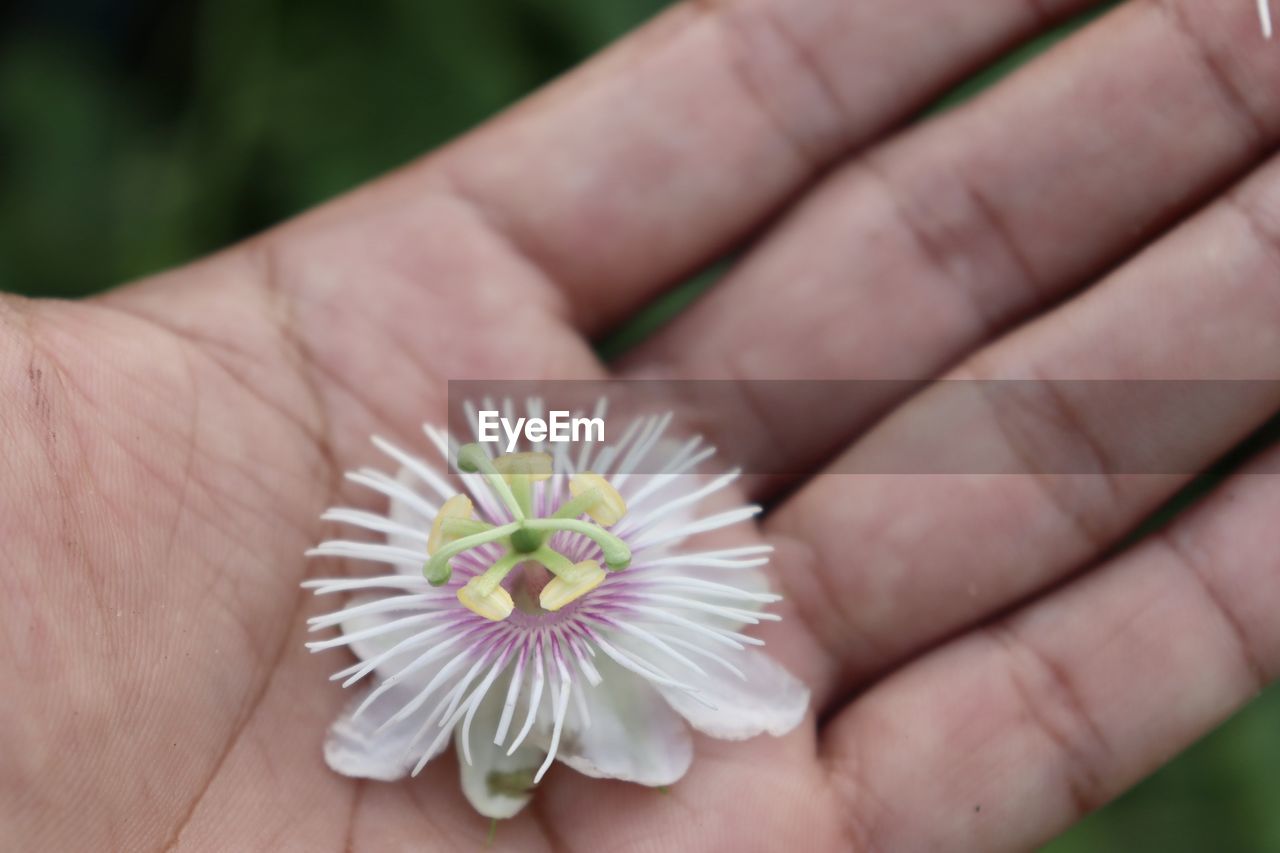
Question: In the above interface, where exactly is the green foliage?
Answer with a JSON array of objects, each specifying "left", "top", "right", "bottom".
[
  {"left": 1046, "top": 686, "right": 1280, "bottom": 853},
  {"left": 0, "top": 0, "right": 670, "bottom": 296}
]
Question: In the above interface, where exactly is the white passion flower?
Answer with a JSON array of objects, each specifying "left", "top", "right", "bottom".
[{"left": 303, "top": 403, "right": 810, "bottom": 818}]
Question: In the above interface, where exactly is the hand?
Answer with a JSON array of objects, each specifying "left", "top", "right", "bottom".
[{"left": 4, "top": 1, "right": 1280, "bottom": 849}]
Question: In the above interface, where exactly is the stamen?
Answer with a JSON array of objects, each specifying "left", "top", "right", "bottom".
[
  {"left": 539, "top": 559, "right": 607, "bottom": 611},
  {"left": 428, "top": 494, "right": 477, "bottom": 555},
  {"left": 492, "top": 452, "right": 553, "bottom": 482},
  {"left": 464, "top": 552, "right": 524, "bottom": 599},
  {"left": 457, "top": 579, "right": 515, "bottom": 622},
  {"left": 524, "top": 545, "right": 574, "bottom": 576},
  {"left": 567, "top": 472, "right": 627, "bottom": 526},
  {"left": 548, "top": 488, "right": 601, "bottom": 523},
  {"left": 439, "top": 516, "right": 492, "bottom": 542},
  {"left": 423, "top": 522, "right": 520, "bottom": 586},
  {"left": 494, "top": 451, "right": 553, "bottom": 518},
  {"left": 456, "top": 443, "right": 525, "bottom": 521}
]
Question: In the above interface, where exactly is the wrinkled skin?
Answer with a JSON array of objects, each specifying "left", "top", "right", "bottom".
[{"left": 5, "top": 1, "right": 1280, "bottom": 850}]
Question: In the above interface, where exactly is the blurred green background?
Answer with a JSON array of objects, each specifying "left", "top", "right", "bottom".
[{"left": 3, "top": 1, "right": 1279, "bottom": 849}]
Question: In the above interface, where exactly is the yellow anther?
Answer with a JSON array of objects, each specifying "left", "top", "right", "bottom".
[
  {"left": 458, "top": 577, "right": 515, "bottom": 622},
  {"left": 539, "top": 560, "right": 607, "bottom": 612},
  {"left": 428, "top": 494, "right": 474, "bottom": 555},
  {"left": 493, "top": 452, "right": 553, "bottom": 483},
  {"left": 567, "top": 472, "right": 627, "bottom": 527}
]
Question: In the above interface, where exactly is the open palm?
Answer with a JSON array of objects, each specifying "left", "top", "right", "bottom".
[{"left": 6, "top": 1, "right": 1280, "bottom": 850}]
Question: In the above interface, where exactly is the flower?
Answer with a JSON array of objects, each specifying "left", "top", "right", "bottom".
[{"left": 303, "top": 400, "right": 810, "bottom": 818}]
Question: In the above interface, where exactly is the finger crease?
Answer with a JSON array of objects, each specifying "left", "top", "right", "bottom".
[
  {"left": 969, "top": 363, "right": 1122, "bottom": 553},
  {"left": 1154, "top": 0, "right": 1270, "bottom": 149},
  {"left": 956, "top": 171, "right": 1045, "bottom": 308},
  {"left": 858, "top": 156, "right": 992, "bottom": 330},
  {"left": 1226, "top": 192, "right": 1280, "bottom": 286},
  {"left": 710, "top": 4, "right": 834, "bottom": 171},
  {"left": 820, "top": 727, "right": 887, "bottom": 853},
  {"left": 1159, "top": 530, "right": 1268, "bottom": 691},
  {"left": 987, "top": 622, "right": 1111, "bottom": 820}
]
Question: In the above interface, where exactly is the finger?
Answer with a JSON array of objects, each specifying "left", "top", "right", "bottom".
[
  {"left": 307, "top": 0, "right": 1101, "bottom": 333},
  {"left": 767, "top": 148, "right": 1280, "bottom": 706},
  {"left": 820, "top": 441, "right": 1280, "bottom": 852},
  {"left": 104, "top": 0, "right": 1101, "bottom": 467},
  {"left": 625, "top": 0, "right": 1280, "bottom": 479}
]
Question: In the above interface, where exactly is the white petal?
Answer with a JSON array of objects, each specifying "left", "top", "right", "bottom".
[
  {"left": 631, "top": 505, "right": 762, "bottom": 551},
  {"left": 323, "top": 594, "right": 456, "bottom": 692},
  {"left": 459, "top": 685, "right": 545, "bottom": 819},
  {"left": 652, "top": 644, "right": 810, "bottom": 740},
  {"left": 373, "top": 435, "right": 456, "bottom": 503},
  {"left": 325, "top": 684, "right": 446, "bottom": 781},
  {"left": 625, "top": 567, "right": 776, "bottom": 633},
  {"left": 341, "top": 594, "right": 429, "bottom": 668},
  {"left": 554, "top": 657, "right": 693, "bottom": 786},
  {"left": 388, "top": 465, "right": 431, "bottom": 573}
]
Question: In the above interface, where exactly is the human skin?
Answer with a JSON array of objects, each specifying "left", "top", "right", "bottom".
[{"left": 4, "top": 0, "right": 1280, "bottom": 849}]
